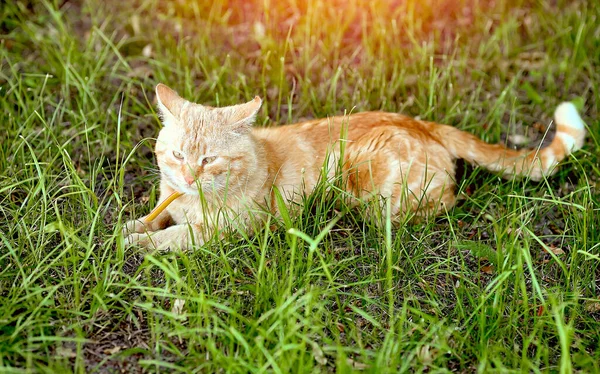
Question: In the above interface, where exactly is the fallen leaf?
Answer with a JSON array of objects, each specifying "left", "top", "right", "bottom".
[
  {"left": 127, "top": 65, "right": 153, "bottom": 79},
  {"left": 508, "top": 134, "right": 530, "bottom": 146},
  {"left": 417, "top": 345, "right": 435, "bottom": 365},
  {"left": 312, "top": 343, "right": 327, "bottom": 365},
  {"left": 585, "top": 302, "right": 600, "bottom": 313},
  {"left": 506, "top": 227, "right": 522, "bottom": 237},
  {"left": 142, "top": 44, "right": 153, "bottom": 58},
  {"left": 130, "top": 14, "right": 141, "bottom": 35},
  {"left": 533, "top": 122, "right": 547, "bottom": 133},
  {"left": 56, "top": 347, "right": 77, "bottom": 358},
  {"left": 537, "top": 305, "right": 544, "bottom": 316},
  {"left": 171, "top": 299, "right": 186, "bottom": 315},
  {"left": 347, "top": 357, "right": 369, "bottom": 370},
  {"left": 104, "top": 346, "right": 121, "bottom": 355}
]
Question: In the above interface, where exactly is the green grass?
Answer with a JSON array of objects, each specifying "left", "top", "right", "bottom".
[{"left": 1, "top": 0, "right": 599, "bottom": 372}]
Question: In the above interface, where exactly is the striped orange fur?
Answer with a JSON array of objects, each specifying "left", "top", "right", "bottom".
[{"left": 123, "top": 84, "right": 586, "bottom": 250}]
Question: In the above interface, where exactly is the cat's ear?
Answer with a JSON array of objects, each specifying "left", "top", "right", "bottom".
[
  {"left": 227, "top": 96, "right": 262, "bottom": 133},
  {"left": 155, "top": 83, "right": 186, "bottom": 124}
]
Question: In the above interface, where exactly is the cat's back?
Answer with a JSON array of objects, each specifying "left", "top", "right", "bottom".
[
  {"left": 250, "top": 111, "right": 450, "bottom": 195},
  {"left": 253, "top": 111, "right": 436, "bottom": 144}
]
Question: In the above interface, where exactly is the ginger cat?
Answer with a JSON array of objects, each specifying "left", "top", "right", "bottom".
[{"left": 123, "top": 84, "right": 586, "bottom": 250}]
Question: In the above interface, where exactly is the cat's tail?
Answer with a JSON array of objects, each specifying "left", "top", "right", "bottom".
[{"left": 432, "top": 102, "right": 586, "bottom": 181}]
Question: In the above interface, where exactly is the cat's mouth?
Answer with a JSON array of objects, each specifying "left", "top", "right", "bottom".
[
  {"left": 174, "top": 179, "right": 220, "bottom": 196},
  {"left": 161, "top": 173, "right": 198, "bottom": 195}
]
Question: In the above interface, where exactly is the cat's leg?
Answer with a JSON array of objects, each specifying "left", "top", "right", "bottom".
[
  {"left": 343, "top": 128, "right": 457, "bottom": 220},
  {"left": 392, "top": 158, "right": 457, "bottom": 220},
  {"left": 124, "top": 223, "right": 204, "bottom": 251},
  {"left": 408, "top": 182, "right": 457, "bottom": 220}
]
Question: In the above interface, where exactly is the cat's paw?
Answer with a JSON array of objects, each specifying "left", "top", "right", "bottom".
[
  {"left": 124, "top": 232, "right": 154, "bottom": 249},
  {"left": 123, "top": 218, "right": 150, "bottom": 236},
  {"left": 124, "top": 232, "right": 172, "bottom": 251},
  {"left": 124, "top": 225, "right": 201, "bottom": 251}
]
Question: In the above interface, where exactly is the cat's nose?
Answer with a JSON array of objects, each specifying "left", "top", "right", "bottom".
[{"left": 184, "top": 175, "right": 195, "bottom": 185}]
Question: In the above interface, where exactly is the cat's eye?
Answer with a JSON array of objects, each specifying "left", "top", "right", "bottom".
[
  {"left": 202, "top": 156, "right": 216, "bottom": 166},
  {"left": 172, "top": 150, "right": 184, "bottom": 160}
]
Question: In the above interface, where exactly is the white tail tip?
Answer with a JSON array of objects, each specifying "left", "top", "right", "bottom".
[
  {"left": 554, "top": 102, "right": 585, "bottom": 130},
  {"left": 553, "top": 102, "right": 586, "bottom": 153}
]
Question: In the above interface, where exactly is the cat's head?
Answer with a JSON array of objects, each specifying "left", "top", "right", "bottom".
[{"left": 153, "top": 83, "right": 262, "bottom": 196}]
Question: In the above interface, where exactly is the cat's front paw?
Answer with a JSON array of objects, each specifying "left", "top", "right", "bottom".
[
  {"left": 123, "top": 218, "right": 150, "bottom": 236},
  {"left": 125, "top": 232, "right": 176, "bottom": 251},
  {"left": 124, "top": 225, "right": 202, "bottom": 251},
  {"left": 124, "top": 232, "right": 154, "bottom": 249}
]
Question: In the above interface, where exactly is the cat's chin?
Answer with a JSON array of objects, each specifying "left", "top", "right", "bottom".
[{"left": 178, "top": 185, "right": 202, "bottom": 195}]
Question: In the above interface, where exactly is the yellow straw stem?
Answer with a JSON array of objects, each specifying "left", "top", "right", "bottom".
[{"left": 144, "top": 191, "right": 184, "bottom": 223}]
